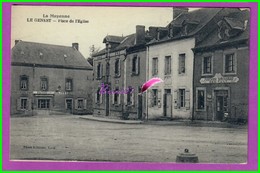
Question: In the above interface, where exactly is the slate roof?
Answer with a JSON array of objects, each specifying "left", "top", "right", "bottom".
[
  {"left": 148, "top": 8, "right": 234, "bottom": 45},
  {"left": 12, "top": 41, "right": 92, "bottom": 69},
  {"left": 103, "top": 35, "right": 126, "bottom": 43},
  {"left": 194, "top": 9, "right": 249, "bottom": 50},
  {"left": 93, "top": 34, "right": 136, "bottom": 57}
]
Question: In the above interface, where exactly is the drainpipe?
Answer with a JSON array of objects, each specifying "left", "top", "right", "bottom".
[{"left": 146, "top": 46, "right": 149, "bottom": 121}]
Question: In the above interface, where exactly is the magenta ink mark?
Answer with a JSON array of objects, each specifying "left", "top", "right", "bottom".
[
  {"left": 99, "top": 83, "right": 134, "bottom": 95},
  {"left": 141, "top": 77, "right": 163, "bottom": 93}
]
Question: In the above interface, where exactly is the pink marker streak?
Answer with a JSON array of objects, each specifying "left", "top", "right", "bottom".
[{"left": 141, "top": 77, "right": 163, "bottom": 93}]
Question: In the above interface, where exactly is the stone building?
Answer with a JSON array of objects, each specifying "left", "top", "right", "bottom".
[
  {"left": 146, "top": 7, "right": 240, "bottom": 120},
  {"left": 92, "top": 25, "right": 155, "bottom": 119},
  {"left": 11, "top": 40, "right": 93, "bottom": 116},
  {"left": 192, "top": 9, "right": 249, "bottom": 122}
]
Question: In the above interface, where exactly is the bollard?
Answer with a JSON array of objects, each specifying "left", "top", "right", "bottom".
[{"left": 176, "top": 149, "right": 199, "bottom": 163}]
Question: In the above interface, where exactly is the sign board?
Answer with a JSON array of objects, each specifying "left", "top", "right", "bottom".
[{"left": 200, "top": 73, "right": 239, "bottom": 84}]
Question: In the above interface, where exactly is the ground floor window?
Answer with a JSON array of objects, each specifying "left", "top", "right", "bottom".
[
  {"left": 179, "top": 89, "right": 185, "bottom": 108},
  {"left": 152, "top": 89, "right": 158, "bottom": 107},
  {"left": 77, "top": 99, "right": 84, "bottom": 109},
  {"left": 38, "top": 99, "right": 50, "bottom": 109},
  {"left": 196, "top": 88, "right": 206, "bottom": 111},
  {"left": 21, "top": 98, "right": 27, "bottom": 110}
]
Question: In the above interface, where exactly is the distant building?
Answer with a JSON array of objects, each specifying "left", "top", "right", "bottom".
[
  {"left": 192, "top": 9, "right": 249, "bottom": 122},
  {"left": 146, "top": 8, "right": 240, "bottom": 120},
  {"left": 92, "top": 25, "right": 155, "bottom": 119},
  {"left": 11, "top": 40, "right": 93, "bottom": 116}
]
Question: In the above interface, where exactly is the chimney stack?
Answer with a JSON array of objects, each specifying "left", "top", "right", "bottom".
[
  {"left": 15, "top": 40, "right": 21, "bottom": 45},
  {"left": 72, "top": 43, "right": 79, "bottom": 50},
  {"left": 136, "top": 25, "right": 145, "bottom": 45},
  {"left": 173, "top": 7, "right": 189, "bottom": 20}
]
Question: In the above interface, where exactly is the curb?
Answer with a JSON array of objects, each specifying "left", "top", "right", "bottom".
[{"left": 79, "top": 116, "right": 144, "bottom": 124}]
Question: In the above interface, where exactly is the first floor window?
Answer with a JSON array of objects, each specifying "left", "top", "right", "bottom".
[
  {"left": 115, "top": 59, "right": 120, "bottom": 77},
  {"left": 40, "top": 77, "right": 48, "bottom": 91},
  {"left": 165, "top": 56, "right": 171, "bottom": 75},
  {"left": 179, "top": 54, "right": 186, "bottom": 74},
  {"left": 21, "top": 98, "right": 27, "bottom": 110},
  {"left": 224, "top": 53, "right": 236, "bottom": 73},
  {"left": 152, "top": 57, "right": 158, "bottom": 76},
  {"left": 38, "top": 99, "right": 50, "bottom": 109},
  {"left": 20, "top": 75, "right": 28, "bottom": 90},
  {"left": 132, "top": 56, "right": 139, "bottom": 75},
  {"left": 197, "top": 90, "right": 205, "bottom": 110},
  {"left": 203, "top": 56, "right": 212, "bottom": 74},
  {"left": 97, "top": 63, "right": 102, "bottom": 79},
  {"left": 65, "top": 78, "right": 73, "bottom": 91}
]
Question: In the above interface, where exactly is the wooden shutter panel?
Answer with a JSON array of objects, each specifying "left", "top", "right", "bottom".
[
  {"left": 84, "top": 99, "right": 87, "bottom": 109},
  {"left": 27, "top": 99, "right": 31, "bottom": 110},
  {"left": 95, "top": 92, "right": 97, "bottom": 104},
  {"left": 101, "top": 64, "right": 103, "bottom": 78},
  {"left": 118, "top": 59, "right": 121, "bottom": 76},
  {"left": 148, "top": 90, "right": 153, "bottom": 107},
  {"left": 131, "top": 93, "right": 135, "bottom": 106},
  {"left": 17, "top": 98, "right": 21, "bottom": 110},
  {"left": 100, "top": 93, "right": 103, "bottom": 104},
  {"left": 75, "top": 99, "right": 78, "bottom": 110},
  {"left": 158, "top": 89, "right": 161, "bottom": 108},
  {"left": 185, "top": 90, "right": 190, "bottom": 110},
  {"left": 112, "top": 93, "right": 115, "bottom": 105},
  {"left": 137, "top": 57, "right": 140, "bottom": 75},
  {"left": 174, "top": 90, "right": 178, "bottom": 109},
  {"left": 118, "top": 94, "right": 121, "bottom": 105}
]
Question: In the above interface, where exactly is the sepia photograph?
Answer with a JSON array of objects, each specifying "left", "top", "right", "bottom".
[{"left": 3, "top": 2, "right": 257, "bottom": 171}]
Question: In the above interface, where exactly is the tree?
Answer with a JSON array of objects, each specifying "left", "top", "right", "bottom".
[{"left": 87, "top": 45, "right": 100, "bottom": 66}]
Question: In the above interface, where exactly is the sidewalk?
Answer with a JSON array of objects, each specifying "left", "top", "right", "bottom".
[{"left": 79, "top": 115, "right": 247, "bottom": 128}]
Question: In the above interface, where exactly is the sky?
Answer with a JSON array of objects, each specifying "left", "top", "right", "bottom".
[{"left": 11, "top": 6, "right": 199, "bottom": 58}]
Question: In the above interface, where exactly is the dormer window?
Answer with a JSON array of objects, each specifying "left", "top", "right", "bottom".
[{"left": 168, "top": 25, "right": 173, "bottom": 38}]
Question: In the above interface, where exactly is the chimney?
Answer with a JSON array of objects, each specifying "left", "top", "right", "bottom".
[
  {"left": 173, "top": 7, "right": 189, "bottom": 20},
  {"left": 15, "top": 40, "right": 21, "bottom": 45},
  {"left": 72, "top": 43, "right": 79, "bottom": 50},
  {"left": 136, "top": 25, "right": 145, "bottom": 45}
]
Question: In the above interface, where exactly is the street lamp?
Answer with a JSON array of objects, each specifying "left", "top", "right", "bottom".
[{"left": 105, "top": 42, "right": 111, "bottom": 116}]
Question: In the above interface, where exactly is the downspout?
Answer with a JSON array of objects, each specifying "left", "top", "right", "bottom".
[{"left": 146, "top": 46, "right": 149, "bottom": 121}]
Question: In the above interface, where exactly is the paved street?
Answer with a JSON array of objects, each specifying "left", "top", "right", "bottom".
[{"left": 10, "top": 115, "right": 247, "bottom": 163}]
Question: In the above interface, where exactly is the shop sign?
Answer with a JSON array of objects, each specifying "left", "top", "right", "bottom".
[{"left": 200, "top": 73, "right": 239, "bottom": 84}]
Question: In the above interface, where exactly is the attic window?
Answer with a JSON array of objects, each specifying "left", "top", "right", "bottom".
[
  {"left": 64, "top": 54, "right": 67, "bottom": 58},
  {"left": 39, "top": 52, "right": 43, "bottom": 57}
]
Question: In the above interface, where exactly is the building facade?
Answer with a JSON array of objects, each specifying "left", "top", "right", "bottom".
[
  {"left": 93, "top": 25, "right": 154, "bottom": 119},
  {"left": 146, "top": 8, "right": 240, "bottom": 120},
  {"left": 11, "top": 41, "right": 93, "bottom": 116},
  {"left": 192, "top": 9, "right": 249, "bottom": 122}
]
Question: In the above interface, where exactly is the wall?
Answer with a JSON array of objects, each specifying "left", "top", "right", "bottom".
[
  {"left": 11, "top": 65, "right": 93, "bottom": 115},
  {"left": 147, "top": 38, "right": 195, "bottom": 119}
]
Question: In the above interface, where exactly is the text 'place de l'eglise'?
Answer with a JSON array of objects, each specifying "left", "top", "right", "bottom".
[{"left": 11, "top": 7, "right": 249, "bottom": 123}]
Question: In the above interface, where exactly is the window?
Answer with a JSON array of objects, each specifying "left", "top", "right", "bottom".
[
  {"left": 165, "top": 56, "right": 171, "bottom": 75},
  {"left": 97, "top": 63, "right": 102, "bottom": 79},
  {"left": 21, "top": 98, "right": 27, "bottom": 110},
  {"left": 40, "top": 77, "right": 48, "bottom": 91},
  {"left": 132, "top": 56, "right": 139, "bottom": 75},
  {"left": 77, "top": 99, "right": 84, "bottom": 109},
  {"left": 152, "top": 89, "right": 158, "bottom": 107},
  {"left": 152, "top": 58, "right": 158, "bottom": 76},
  {"left": 197, "top": 89, "right": 205, "bottom": 110},
  {"left": 179, "top": 54, "right": 186, "bottom": 74},
  {"left": 179, "top": 89, "right": 185, "bottom": 108},
  {"left": 115, "top": 59, "right": 120, "bottom": 77},
  {"left": 20, "top": 75, "right": 28, "bottom": 90},
  {"left": 224, "top": 53, "right": 236, "bottom": 73},
  {"left": 203, "top": 56, "right": 212, "bottom": 74},
  {"left": 65, "top": 78, "right": 73, "bottom": 91},
  {"left": 38, "top": 99, "right": 50, "bottom": 109},
  {"left": 127, "top": 87, "right": 134, "bottom": 105}
]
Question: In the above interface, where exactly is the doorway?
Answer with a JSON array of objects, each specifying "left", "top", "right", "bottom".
[
  {"left": 65, "top": 99, "right": 73, "bottom": 113},
  {"left": 215, "top": 90, "right": 228, "bottom": 121},
  {"left": 164, "top": 89, "right": 172, "bottom": 117}
]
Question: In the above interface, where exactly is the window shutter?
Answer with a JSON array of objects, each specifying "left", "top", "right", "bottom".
[
  {"left": 158, "top": 89, "right": 161, "bottom": 108},
  {"left": 185, "top": 90, "right": 190, "bottom": 110},
  {"left": 95, "top": 92, "right": 97, "bottom": 104},
  {"left": 100, "top": 93, "right": 103, "bottom": 104},
  {"left": 118, "top": 94, "right": 121, "bottom": 105},
  {"left": 174, "top": 90, "right": 178, "bottom": 109},
  {"left": 28, "top": 99, "right": 31, "bottom": 110},
  {"left": 75, "top": 99, "right": 78, "bottom": 110},
  {"left": 118, "top": 60, "right": 121, "bottom": 76},
  {"left": 164, "top": 58, "right": 167, "bottom": 75},
  {"left": 131, "top": 93, "right": 135, "bottom": 106},
  {"left": 84, "top": 99, "right": 87, "bottom": 109},
  {"left": 101, "top": 64, "right": 103, "bottom": 78},
  {"left": 17, "top": 98, "right": 21, "bottom": 110},
  {"left": 148, "top": 90, "right": 153, "bottom": 107},
  {"left": 112, "top": 93, "right": 115, "bottom": 105},
  {"left": 137, "top": 57, "right": 140, "bottom": 75}
]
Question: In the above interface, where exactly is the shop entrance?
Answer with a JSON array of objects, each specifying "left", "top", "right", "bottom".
[{"left": 215, "top": 90, "right": 228, "bottom": 121}]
